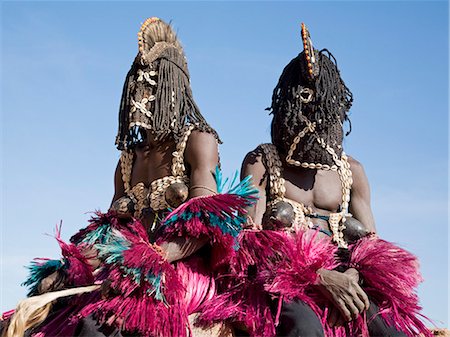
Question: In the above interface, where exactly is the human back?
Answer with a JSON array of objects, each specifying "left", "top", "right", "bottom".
[
  {"left": 2, "top": 17, "right": 252, "bottom": 337},
  {"left": 110, "top": 16, "right": 221, "bottom": 232},
  {"left": 130, "top": 132, "right": 177, "bottom": 188}
]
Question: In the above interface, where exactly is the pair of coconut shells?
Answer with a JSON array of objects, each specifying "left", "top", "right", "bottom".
[
  {"left": 264, "top": 200, "right": 370, "bottom": 243},
  {"left": 111, "top": 181, "right": 189, "bottom": 218}
]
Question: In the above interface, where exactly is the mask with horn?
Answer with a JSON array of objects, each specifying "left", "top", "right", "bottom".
[{"left": 269, "top": 23, "right": 353, "bottom": 167}]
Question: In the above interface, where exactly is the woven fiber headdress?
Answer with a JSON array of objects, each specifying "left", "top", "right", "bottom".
[
  {"left": 268, "top": 22, "right": 353, "bottom": 166},
  {"left": 116, "top": 17, "right": 218, "bottom": 150}
]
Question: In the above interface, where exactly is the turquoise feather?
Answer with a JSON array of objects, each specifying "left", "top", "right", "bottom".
[
  {"left": 214, "top": 166, "right": 257, "bottom": 197},
  {"left": 22, "top": 259, "right": 63, "bottom": 296},
  {"left": 81, "top": 223, "right": 115, "bottom": 246},
  {"left": 94, "top": 232, "right": 164, "bottom": 301}
]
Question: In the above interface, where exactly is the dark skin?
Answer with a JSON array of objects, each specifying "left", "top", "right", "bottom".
[
  {"left": 38, "top": 130, "right": 218, "bottom": 294},
  {"left": 112, "top": 129, "right": 219, "bottom": 262},
  {"left": 24, "top": 128, "right": 219, "bottom": 333},
  {"left": 241, "top": 147, "right": 375, "bottom": 326}
]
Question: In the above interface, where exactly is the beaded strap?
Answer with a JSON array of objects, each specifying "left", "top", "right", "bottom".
[
  {"left": 261, "top": 133, "right": 352, "bottom": 247},
  {"left": 283, "top": 116, "right": 353, "bottom": 248},
  {"left": 260, "top": 143, "right": 286, "bottom": 199},
  {"left": 260, "top": 144, "right": 307, "bottom": 230},
  {"left": 118, "top": 124, "right": 195, "bottom": 215},
  {"left": 120, "top": 150, "right": 135, "bottom": 194},
  {"left": 130, "top": 183, "right": 149, "bottom": 218},
  {"left": 148, "top": 124, "right": 194, "bottom": 211},
  {"left": 171, "top": 124, "right": 195, "bottom": 177}
]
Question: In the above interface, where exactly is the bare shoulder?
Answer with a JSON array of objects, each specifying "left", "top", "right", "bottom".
[
  {"left": 241, "top": 145, "right": 267, "bottom": 185},
  {"left": 185, "top": 130, "right": 219, "bottom": 167},
  {"left": 347, "top": 155, "right": 376, "bottom": 231},
  {"left": 187, "top": 130, "right": 218, "bottom": 149},
  {"left": 242, "top": 146, "right": 265, "bottom": 169},
  {"left": 347, "top": 155, "right": 370, "bottom": 190},
  {"left": 347, "top": 156, "right": 365, "bottom": 178}
]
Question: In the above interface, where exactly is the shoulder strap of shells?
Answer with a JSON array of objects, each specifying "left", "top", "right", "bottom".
[
  {"left": 171, "top": 124, "right": 195, "bottom": 177},
  {"left": 259, "top": 143, "right": 286, "bottom": 200},
  {"left": 260, "top": 144, "right": 312, "bottom": 231},
  {"left": 120, "top": 150, "right": 134, "bottom": 193},
  {"left": 119, "top": 124, "right": 193, "bottom": 195}
]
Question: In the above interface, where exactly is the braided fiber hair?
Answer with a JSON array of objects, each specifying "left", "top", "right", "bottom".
[
  {"left": 116, "top": 19, "right": 219, "bottom": 150},
  {"left": 269, "top": 49, "right": 353, "bottom": 166}
]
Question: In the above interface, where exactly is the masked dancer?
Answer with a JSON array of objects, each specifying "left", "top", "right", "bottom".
[
  {"left": 200, "top": 23, "right": 431, "bottom": 337},
  {"left": 3, "top": 17, "right": 256, "bottom": 337}
]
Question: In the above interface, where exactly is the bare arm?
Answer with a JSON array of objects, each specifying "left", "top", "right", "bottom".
[
  {"left": 111, "top": 160, "right": 126, "bottom": 207},
  {"left": 240, "top": 147, "right": 267, "bottom": 226},
  {"left": 319, "top": 157, "right": 374, "bottom": 325},
  {"left": 185, "top": 131, "right": 219, "bottom": 198},
  {"left": 348, "top": 157, "right": 376, "bottom": 233},
  {"left": 161, "top": 131, "right": 219, "bottom": 262},
  {"left": 108, "top": 159, "right": 135, "bottom": 217}
]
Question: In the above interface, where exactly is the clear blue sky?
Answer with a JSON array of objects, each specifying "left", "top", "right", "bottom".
[{"left": 1, "top": 0, "right": 448, "bottom": 328}]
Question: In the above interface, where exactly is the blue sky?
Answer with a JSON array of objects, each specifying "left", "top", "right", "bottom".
[{"left": 1, "top": 0, "right": 448, "bottom": 328}]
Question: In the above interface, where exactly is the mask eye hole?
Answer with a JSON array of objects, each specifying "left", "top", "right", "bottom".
[{"left": 300, "top": 88, "right": 314, "bottom": 103}]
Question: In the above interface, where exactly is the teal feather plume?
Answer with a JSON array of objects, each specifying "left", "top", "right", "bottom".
[
  {"left": 81, "top": 223, "right": 115, "bottom": 246},
  {"left": 214, "top": 166, "right": 258, "bottom": 197},
  {"left": 22, "top": 259, "right": 63, "bottom": 296},
  {"left": 95, "top": 233, "right": 130, "bottom": 266},
  {"left": 94, "top": 230, "right": 164, "bottom": 301}
]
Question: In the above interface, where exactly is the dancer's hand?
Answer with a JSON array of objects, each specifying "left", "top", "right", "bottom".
[
  {"left": 344, "top": 267, "right": 361, "bottom": 284},
  {"left": 327, "top": 268, "right": 366, "bottom": 326},
  {"left": 317, "top": 268, "right": 369, "bottom": 322},
  {"left": 159, "top": 236, "right": 209, "bottom": 263}
]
